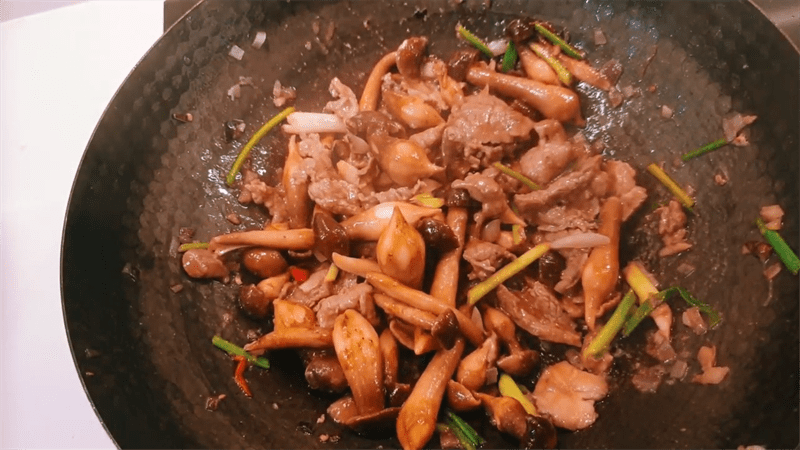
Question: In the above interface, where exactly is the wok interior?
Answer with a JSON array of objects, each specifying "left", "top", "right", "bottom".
[{"left": 62, "top": 0, "right": 799, "bottom": 448}]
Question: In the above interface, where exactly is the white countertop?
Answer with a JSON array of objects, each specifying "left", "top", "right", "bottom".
[{"left": 0, "top": 2, "right": 163, "bottom": 448}]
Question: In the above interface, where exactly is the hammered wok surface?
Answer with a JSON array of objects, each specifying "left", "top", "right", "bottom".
[{"left": 62, "top": 1, "right": 799, "bottom": 448}]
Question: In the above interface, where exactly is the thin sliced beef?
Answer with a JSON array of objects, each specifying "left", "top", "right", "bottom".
[
  {"left": 531, "top": 361, "right": 608, "bottom": 430},
  {"left": 655, "top": 200, "right": 692, "bottom": 256},
  {"left": 452, "top": 172, "right": 513, "bottom": 228},
  {"left": 442, "top": 90, "right": 535, "bottom": 171},
  {"left": 496, "top": 283, "right": 582, "bottom": 347},
  {"left": 518, "top": 119, "right": 577, "bottom": 186},
  {"left": 515, "top": 155, "right": 603, "bottom": 213},
  {"left": 462, "top": 239, "right": 514, "bottom": 280},
  {"left": 604, "top": 159, "right": 647, "bottom": 221}
]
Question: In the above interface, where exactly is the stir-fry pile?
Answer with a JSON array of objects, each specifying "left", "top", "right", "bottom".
[{"left": 175, "top": 17, "right": 780, "bottom": 450}]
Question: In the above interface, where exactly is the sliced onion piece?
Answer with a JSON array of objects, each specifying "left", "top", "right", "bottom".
[
  {"left": 549, "top": 232, "right": 610, "bottom": 249},
  {"left": 282, "top": 112, "right": 348, "bottom": 134}
]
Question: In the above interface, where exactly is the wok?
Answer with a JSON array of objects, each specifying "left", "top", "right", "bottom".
[{"left": 61, "top": 0, "right": 799, "bottom": 448}]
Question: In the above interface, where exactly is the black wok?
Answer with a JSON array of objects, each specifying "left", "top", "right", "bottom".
[{"left": 62, "top": 1, "right": 799, "bottom": 448}]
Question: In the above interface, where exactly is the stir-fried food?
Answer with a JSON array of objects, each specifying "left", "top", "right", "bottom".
[{"left": 177, "top": 17, "right": 759, "bottom": 450}]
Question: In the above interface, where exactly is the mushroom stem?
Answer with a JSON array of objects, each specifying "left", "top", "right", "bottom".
[
  {"left": 397, "top": 339, "right": 465, "bottom": 450},
  {"left": 374, "top": 293, "right": 437, "bottom": 329},
  {"left": 359, "top": 51, "right": 397, "bottom": 111},
  {"left": 209, "top": 228, "right": 314, "bottom": 251},
  {"left": 429, "top": 207, "right": 469, "bottom": 308},
  {"left": 243, "top": 327, "right": 332, "bottom": 353}
]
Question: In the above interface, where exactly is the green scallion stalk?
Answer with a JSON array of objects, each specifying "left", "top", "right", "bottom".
[
  {"left": 498, "top": 373, "right": 537, "bottom": 415},
  {"left": 622, "top": 296, "right": 656, "bottom": 336},
  {"left": 646, "top": 163, "right": 695, "bottom": 212},
  {"left": 583, "top": 290, "right": 636, "bottom": 358},
  {"left": 324, "top": 263, "right": 339, "bottom": 282},
  {"left": 534, "top": 23, "right": 584, "bottom": 60},
  {"left": 623, "top": 286, "right": 721, "bottom": 336},
  {"left": 226, "top": 106, "right": 294, "bottom": 186},
  {"left": 446, "top": 410, "right": 485, "bottom": 447},
  {"left": 530, "top": 43, "right": 573, "bottom": 85},
  {"left": 501, "top": 40, "right": 518, "bottom": 72},
  {"left": 493, "top": 162, "right": 540, "bottom": 191},
  {"left": 457, "top": 25, "right": 494, "bottom": 58},
  {"left": 757, "top": 218, "right": 800, "bottom": 275},
  {"left": 179, "top": 242, "right": 209, "bottom": 252},
  {"left": 668, "top": 286, "right": 721, "bottom": 327},
  {"left": 412, "top": 192, "right": 445, "bottom": 209},
  {"left": 467, "top": 243, "right": 550, "bottom": 305},
  {"left": 682, "top": 138, "right": 728, "bottom": 161},
  {"left": 212, "top": 335, "right": 270, "bottom": 369}
]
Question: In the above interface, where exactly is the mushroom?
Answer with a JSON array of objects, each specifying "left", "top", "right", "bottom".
[
  {"left": 466, "top": 61, "right": 583, "bottom": 125},
  {"left": 397, "top": 339, "right": 465, "bottom": 450},
  {"left": 516, "top": 44, "right": 559, "bottom": 85},
  {"left": 556, "top": 50, "right": 612, "bottom": 90},
  {"left": 379, "top": 329, "right": 399, "bottom": 389},
  {"left": 359, "top": 51, "right": 397, "bottom": 111},
  {"left": 272, "top": 299, "right": 316, "bottom": 330},
  {"left": 431, "top": 309, "right": 459, "bottom": 350},
  {"left": 581, "top": 196, "right": 622, "bottom": 330},
  {"left": 313, "top": 209, "right": 350, "bottom": 261},
  {"left": 446, "top": 379, "right": 481, "bottom": 412},
  {"left": 483, "top": 306, "right": 541, "bottom": 377},
  {"left": 332, "top": 252, "right": 382, "bottom": 278},
  {"left": 305, "top": 353, "right": 348, "bottom": 393},
  {"left": 388, "top": 318, "right": 416, "bottom": 350},
  {"left": 242, "top": 248, "right": 287, "bottom": 278},
  {"left": 181, "top": 248, "right": 229, "bottom": 279},
  {"left": 238, "top": 284, "right": 272, "bottom": 319},
  {"left": 282, "top": 135, "right": 311, "bottom": 228},
  {"left": 256, "top": 273, "right": 290, "bottom": 299},
  {"left": 413, "top": 327, "right": 439, "bottom": 355},
  {"left": 369, "top": 135, "right": 444, "bottom": 187},
  {"left": 456, "top": 333, "right": 499, "bottom": 391},
  {"left": 244, "top": 327, "right": 333, "bottom": 354},
  {"left": 376, "top": 207, "right": 426, "bottom": 289},
  {"left": 327, "top": 395, "right": 402, "bottom": 434},
  {"left": 382, "top": 90, "right": 444, "bottom": 130},
  {"left": 475, "top": 392, "right": 558, "bottom": 449},
  {"left": 332, "top": 309, "right": 384, "bottom": 415},
  {"left": 428, "top": 206, "right": 468, "bottom": 308},
  {"left": 208, "top": 228, "right": 315, "bottom": 252},
  {"left": 395, "top": 36, "right": 428, "bottom": 79}
]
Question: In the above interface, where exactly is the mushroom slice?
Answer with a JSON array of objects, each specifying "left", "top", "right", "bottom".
[
  {"left": 332, "top": 309, "right": 384, "bottom": 415},
  {"left": 446, "top": 379, "right": 481, "bottom": 412},
  {"left": 456, "top": 333, "right": 499, "bottom": 391}
]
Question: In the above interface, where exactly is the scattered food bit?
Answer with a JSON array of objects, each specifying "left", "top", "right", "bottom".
[
  {"left": 329, "top": 435, "right": 340, "bottom": 443},
  {"left": 599, "top": 59, "right": 623, "bottom": 85},
  {"left": 621, "top": 85, "right": 640, "bottom": 98},
  {"left": 669, "top": 359, "right": 688, "bottom": 380},
  {"left": 319, "top": 434, "right": 329, "bottom": 443},
  {"left": 170, "top": 283, "right": 184, "bottom": 293},
  {"left": 252, "top": 31, "right": 267, "bottom": 49},
  {"left": 763, "top": 262, "right": 782, "bottom": 281},
  {"left": 681, "top": 306, "right": 707, "bottom": 335},
  {"left": 641, "top": 45, "right": 658, "bottom": 76},
  {"left": 692, "top": 345, "right": 730, "bottom": 385},
  {"left": 660, "top": 105, "right": 673, "bottom": 119},
  {"left": 227, "top": 77, "right": 255, "bottom": 101},
  {"left": 737, "top": 445, "right": 767, "bottom": 450},
  {"left": 316, "top": 414, "right": 326, "bottom": 424},
  {"left": 228, "top": 45, "right": 245, "bottom": 60},
  {"left": 759, "top": 204, "right": 784, "bottom": 230},
  {"left": 676, "top": 262, "right": 695, "bottom": 276},
  {"left": 742, "top": 241, "right": 772, "bottom": 263},
  {"left": 224, "top": 120, "right": 246, "bottom": 142},
  {"left": 608, "top": 87, "right": 623, "bottom": 108},
  {"left": 205, "top": 394, "right": 227, "bottom": 411},
  {"left": 593, "top": 28, "right": 607, "bottom": 46},
  {"left": 234, "top": 273, "right": 243, "bottom": 285},
  {"left": 172, "top": 112, "right": 193, "bottom": 123},
  {"left": 273, "top": 80, "right": 297, "bottom": 107},
  {"left": 647, "top": 84, "right": 657, "bottom": 93},
  {"left": 85, "top": 371, "right": 95, "bottom": 377},
  {"left": 178, "top": 227, "right": 195, "bottom": 244},
  {"left": 631, "top": 364, "right": 666, "bottom": 393},
  {"left": 655, "top": 200, "right": 692, "bottom": 256},
  {"left": 714, "top": 173, "right": 728, "bottom": 186},
  {"left": 226, "top": 213, "right": 242, "bottom": 225},
  {"left": 756, "top": 218, "right": 800, "bottom": 275},
  {"left": 722, "top": 113, "right": 757, "bottom": 142},
  {"left": 272, "top": 403, "right": 280, "bottom": 410},
  {"left": 84, "top": 348, "right": 101, "bottom": 358}
]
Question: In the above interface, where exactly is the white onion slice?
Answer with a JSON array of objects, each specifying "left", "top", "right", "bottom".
[
  {"left": 549, "top": 232, "right": 610, "bottom": 249},
  {"left": 252, "top": 31, "right": 267, "bottom": 49},
  {"left": 282, "top": 112, "right": 347, "bottom": 134},
  {"left": 228, "top": 45, "right": 245, "bottom": 60}
]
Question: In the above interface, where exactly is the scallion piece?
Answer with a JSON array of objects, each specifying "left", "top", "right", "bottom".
[
  {"left": 534, "top": 23, "right": 584, "bottom": 60},
  {"left": 530, "top": 43, "right": 573, "bottom": 85},
  {"left": 467, "top": 243, "right": 551, "bottom": 305},
  {"left": 212, "top": 335, "right": 270, "bottom": 370},
  {"left": 226, "top": 106, "right": 294, "bottom": 186},
  {"left": 179, "top": 242, "right": 209, "bottom": 252},
  {"left": 446, "top": 410, "right": 485, "bottom": 448},
  {"left": 583, "top": 290, "right": 636, "bottom": 357},
  {"left": 682, "top": 138, "right": 728, "bottom": 161},
  {"left": 493, "top": 162, "right": 540, "bottom": 191},
  {"left": 498, "top": 373, "right": 537, "bottom": 415},
  {"left": 457, "top": 25, "right": 494, "bottom": 58},
  {"left": 623, "top": 286, "right": 721, "bottom": 336},
  {"left": 501, "top": 40, "right": 518, "bottom": 72},
  {"left": 756, "top": 218, "right": 800, "bottom": 275},
  {"left": 324, "top": 263, "right": 339, "bottom": 282},
  {"left": 646, "top": 163, "right": 695, "bottom": 212},
  {"left": 622, "top": 296, "right": 656, "bottom": 336},
  {"left": 412, "top": 192, "right": 445, "bottom": 209}
]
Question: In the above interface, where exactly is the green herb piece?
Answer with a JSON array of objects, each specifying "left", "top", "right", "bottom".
[
  {"left": 468, "top": 243, "right": 550, "bottom": 305},
  {"left": 501, "top": 40, "right": 518, "bottom": 72},
  {"left": 457, "top": 25, "right": 494, "bottom": 58},
  {"left": 212, "top": 335, "right": 270, "bottom": 370},
  {"left": 646, "top": 163, "right": 695, "bottom": 211},
  {"left": 324, "top": 263, "right": 339, "bottom": 282},
  {"left": 511, "top": 205, "right": 524, "bottom": 246},
  {"left": 623, "top": 286, "right": 721, "bottom": 336},
  {"left": 412, "top": 192, "right": 445, "bottom": 209},
  {"left": 226, "top": 106, "right": 294, "bottom": 186},
  {"left": 583, "top": 290, "right": 636, "bottom": 358},
  {"left": 757, "top": 218, "right": 800, "bottom": 275},
  {"left": 498, "top": 373, "right": 537, "bottom": 415},
  {"left": 179, "top": 242, "right": 209, "bottom": 252},
  {"left": 445, "top": 410, "right": 485, "bottom": 449},
  {"left": 622, "top": 296, "right": 656, "bottom": 336},
  {"left": 666, "top": 286, "right": 721, "bottom": 327},
  {"left": 682, "top": 138, "right": 728, "bottom": 161},
  {"left": 534, "top": 23, "right": 584, "bottom": 60},
  {"left": 530, "top": 43, "right": 573, "bottom": 85},
  {"left": 493, "top": 162, "right": 540, "bottom": 191}
]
